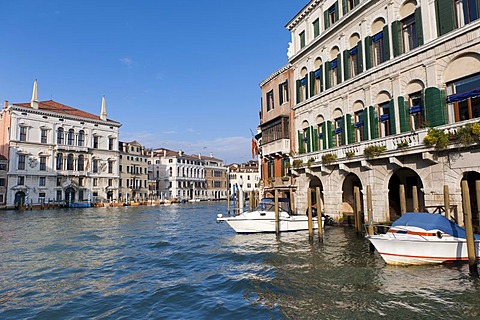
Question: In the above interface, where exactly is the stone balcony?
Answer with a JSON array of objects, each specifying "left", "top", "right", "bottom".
[
  {"left": 262, "top": 138, "right": 290, "bottom": 156},
  {"left": 55, "top": 145, "right": 89, "bottom": 153},
  {"left": 292, "top": 119, "right": 480, "bottom": 171}
]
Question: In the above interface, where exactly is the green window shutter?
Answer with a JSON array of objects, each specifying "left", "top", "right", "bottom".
[
  {"left": 319, "top": 65, "right": 324, "bottom": 92},
  {"left": 363, "top": 109, "right": 370, "bottom": 141},
  {"left": 321, "top": 122, "right": 327, "bottom": 149},
  {"left": 365, "top": 36, "right": 373, "bottom": 70},
  {"left": 313, "top": 127, "right": 319, "bottom": 151},
  {"left": 424, "top": 87, "right": 447, "bottom": 127},
  {"left": 369, "top": 106, "right": 379, "bottom": 139},
  {"left": 309, "top": 71, "right": 316, "bottom": 97},
  {"left": 382, "top": 25, "right": 390, "bottom": 61},
  {"left": 398, "top": 96, "right": 410, "bottom": 132},
  {"left": 435, "top": 0, "right": 455, "bottom": 36},
  {"left": 325, "top": 61, "right": 331, "bottom": 90},
  {"left": 342, "top": 0, "right": 348, "bottom": 15},
  {"left": 340, "top": 116, "right": 346, "bottom": 145},
  {"left": 296, "top": 80, "right": 301, "bottom": 104},
  {"left": 327, "top": 121, "right": 334, "bottom": 148},
  {"left": 324, "top": 10, "right": 330, "bottom": 30},
  {"left": 415, "top": 8, "right": 424, "bottom": 46},
  {"left": 477, "top": 0, "right": 480, "bottom": 20},
  {"left": 298, "top": 131, "right": 304, "bottom": 154},
  {"left": 346, "top": 114, "right": 355, "bottom": 144},
  {"left": 313, "top": 19, "right": 320, "bottom": 38},
  {"left": 389, "top": 99, "right": 397, "bottom": 135},
  {"left": 336, "top": 53, "right": 342, "bottom": 84},
  {"left": 304, "top": 75, "right": 309, "bottom": 100},
  {"left": 354, "top": 0, "right": 359, "bottom": 5},
  {"left": 278, "top": 83, "right": 283, "bottom": 105},
  {"left": 391, "top": 20, "right": 402, "bottom": 57},
  {"left": 343, "top": 50, "right": 350, "bottom": 81},
  {"left": 357, "top": 40, "right": 363, "bottom": 74},
  {"left": 335, "top": 1, "right": 339, "bottom": 21},
  {"left": 306, "top": 127, "right": 312, "bottom": 153}
]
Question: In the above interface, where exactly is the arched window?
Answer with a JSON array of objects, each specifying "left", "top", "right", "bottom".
[
  {"left": 56, "top": 153, "right": 63, "bottom": 170},
  {"left": 57, "top": 127, "right": 64, "bottom": 145},
  {"left": 78, "top": 130, "right": 85, "bottom": 147},
  {"left": 67, "top": 154, "right": 74, "bottom": 171},
  {"left": 353, "top": 101, "right": 366, "bottom": 142},
  {"left": 77, "top": 155, "right": 84, "bottom": 171},
  {"left": 376, "top": 91, "right": 393, "bottom": 137},
  {"left": 67, "top": 129, "right": 74, "bottom": 145}
]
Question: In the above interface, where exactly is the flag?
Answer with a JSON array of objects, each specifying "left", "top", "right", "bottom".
[{"left": 251, "top": 138, "right": 259, "bottom": 158}]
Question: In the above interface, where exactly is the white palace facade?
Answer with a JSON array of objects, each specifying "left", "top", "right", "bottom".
[
  {"left": 0, "top": 81, "right": 121, "bottom": 208},
  {"left": 261, "top": 0, "right": 480, "bottom": 224}
]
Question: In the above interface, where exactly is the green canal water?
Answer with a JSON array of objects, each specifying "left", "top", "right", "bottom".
[{"left": 0, "top": 202, "right": 479, "bottom": 319}]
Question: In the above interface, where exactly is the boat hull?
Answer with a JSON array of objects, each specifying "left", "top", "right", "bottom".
[
  {"left": 221, "top": 216, "right": 320, "bottom": 233},
  {"left": 368, "top": 236, "right": 480, "bottom": 265}
]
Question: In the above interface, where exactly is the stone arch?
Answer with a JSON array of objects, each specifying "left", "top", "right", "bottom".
[
  {"left": 332, "top": 108, "right": 343, "bottom": 119},
  {"left": 300, "top": 67, "right": 308, "bottom": 78},
  {"left": 309, "top": 175, "right": 324, "bottom": 213},
  {"left": 404, "top": 79, "right": 425, "bottom": 95},
  {"left": 399, "top": 0, "right": 417, "bottom": 19},
  {"left": 316, "top": 114, "right": 325, "bottom": 123},
  {"left": 341, "top": 173, "right": 364, "bottom": 225},
  {"left": 330, "top": 46, "right": 340, "bottom": 60},
  {"left": 371, "top": 17, "right": 386, "bottom": 35},
  {"left": 352, "top": 100, "right": 365, "bottom": 113},
  {"left": 375, "top": 90, "right": 391, "bottom": 104},
  {"left": 314, "top": 57, "right": 323, "bottom": 69},
  {"left": 444, "top": 53, "right": 480, "bottom": 83},
  {"left": 349, "top": 33, "right": 361, "bottom": 49},
  {"left": 301, "top": 120, "right": 310, "bottom": 129},
  {"left": 388, "top": 168, "right": 425, "bottom": 221}
]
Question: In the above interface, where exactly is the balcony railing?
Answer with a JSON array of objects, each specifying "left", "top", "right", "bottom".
[
  {"left": 262, "top": 138, "right": 290, "bottom": 156},
  {"left": 55, "top": 145, "right": 89, "bottom": 153}
]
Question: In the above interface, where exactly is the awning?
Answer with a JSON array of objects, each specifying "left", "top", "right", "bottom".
[{"left": 446, "top": 88, "right": 480, "bottom": 103}]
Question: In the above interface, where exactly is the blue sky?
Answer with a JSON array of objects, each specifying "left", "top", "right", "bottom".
[{"left": 0, "top": 1, "right": 303, "bottom": 164}]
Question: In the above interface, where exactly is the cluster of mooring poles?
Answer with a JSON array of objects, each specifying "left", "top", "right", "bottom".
[{"left": 226, "top": 189, "right": 260, "bottom": 216}]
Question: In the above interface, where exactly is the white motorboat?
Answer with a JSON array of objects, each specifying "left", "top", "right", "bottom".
[
  {"left": 216, "top": 197, "right": 323, "bottom": 233},
  {"left": 367, "top": 212, "right": 480, "bottom": 265}
]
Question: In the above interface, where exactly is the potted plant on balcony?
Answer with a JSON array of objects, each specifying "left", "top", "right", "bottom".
[
  {"left": 321, "top": 153, "right": 337, "bottom": 165},
  {"left": 292, "top": 159, "right": 303, "bottom": 169},
  {"left": 423, "top": 128, "right": 449, "bottom": 149},
  {"left": 307, "top": 157, "right": 315, "bottom": 167},
  {"left": 397, "top": 141, "right": 409, "bottom": 149},
  {"left": 345, "top": 151, "right": 355, "bottom": 159},
  {"left": 364, "top": 145, "right": 387, "bottom": 159},
  {"left": 457, "top": 123, "right": 477, "bottom": 146}
]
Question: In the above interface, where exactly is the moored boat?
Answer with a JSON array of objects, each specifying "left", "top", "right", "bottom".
[
  {"left": 367, "top": 212, "right": 480, "bottom": 265},
  {"left": 216, "top": 197, "right": 323, "bottom": 233}
]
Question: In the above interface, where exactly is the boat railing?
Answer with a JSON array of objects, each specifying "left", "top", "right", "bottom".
[{"left": 365, "top": 224, "right": 391, "bottom": 235}]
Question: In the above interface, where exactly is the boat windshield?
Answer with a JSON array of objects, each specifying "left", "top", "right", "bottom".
[{"left": 255, "top": 198, "right": 291, "bottom": 213}]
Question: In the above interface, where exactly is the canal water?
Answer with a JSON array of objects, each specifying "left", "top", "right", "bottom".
[{"left": 1, "top": 202, "right": 479, "bottom": 319}]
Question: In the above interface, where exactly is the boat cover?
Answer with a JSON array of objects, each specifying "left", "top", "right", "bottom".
[{"left": 392, "top": 212, "right": 480, "bottom": 240}]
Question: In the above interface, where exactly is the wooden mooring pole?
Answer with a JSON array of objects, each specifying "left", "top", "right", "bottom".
[
  {"left": 227, "top": 190, "right": 231, "bottom": 215},
  {"left": 412, "top": 185, "right": 419, "bottom": 212},
  {"left": 307, "top": 188, "right": 313, "bottom": 240},
  {"left": 316, "top": 187, "right": 323, "bottom": 240},
  {"left": 476, "top": 181, "right": 480, "bottom": 229},
  {"left": 275, "top": 189, "right": 280, "bottom": 236},
  {"left": 461, "top": 181, "right": 478, "bottom": 276},
  {"left": 444, "top": 185, "right": 450, "bottom": 219},
  {"left": 367, "top": 185, "right": 375, "bottom": 252},
  {"left": 354, "top": 186, "right": 362, "bottom": 235},
  {"left": 399, "top": 184, "right": 406, "bottom": 215},
  {"left": 249, "top": 191, "right": 254, "bottom": 211}
]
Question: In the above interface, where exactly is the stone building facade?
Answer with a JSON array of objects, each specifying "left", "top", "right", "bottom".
[
  {"left": 118, "top": 141, "right": 149, "bottom": 202},
  {"left": 0, "top": 81, "right": 121, "bottom": 207},
  {"left": 262, "top": 0, "right": 480, "bottom": 224}
]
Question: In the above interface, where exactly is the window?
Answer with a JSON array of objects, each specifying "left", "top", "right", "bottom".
[
  {"left": 402, "top": 15, "right": 418, "bottom": 52},
  {"left": 56, "top": 153, "right": 63, "bottom": 170},
  {"left": 18, "top": 176, "right": 25, "bottom": 185},
  {"left": 108, "top": 161, "right": 113, "bottom": 174},
  {"left": 279, "top": 81, "right": 289, "bottom": 105},
  {"left": 446, "top": 73, "right": 480, "bottom": 122},
  {"left": 347, "top": 0, "right": 355, "bottom": 11},
  {"left": 317, "top": 123, "right": 324, "bottom": 150},
  {"left": 67, "top": 154, "right": 74, "bottom": 170},
  {"left": 41, "top": 128, "right": 47, "bottom": 143},
  {"left": 57, "top": 127, "right": 64, "bottom": 144},
  {"left": 18, "top": 155, "right": 26, "bottom": 170},
  {"left": 57, "top": 177, "right": 62, "bottom": 186},
  {"left": 119, "top": 165, "right": 123, "bottom": 172},
  {"left": 79, "top": 177, "right": 84, "bottom": 187},
  {"left": 77, "top": 155, "right": 85, "bottom": 171},
  {"left": 378, "top": 102, "right": 391, "bottom": 137},
  {"left": 328, "top": 4, "right": 338, "bottom": 26},
  {"left": 0, "top": 163, "right": 6, "bottom": 170},
  {"left": 373, "top": 32, "right": 385, "bottom": 66},
  {"left": 19, "top": 126, "right": 27, "bottom": 142},
  {"left": 266, "top": 90, "right": 274, "bottom": 111},
  {"left": 334, "top": 117, "right": 344, "bottom": 147},
  {"left": 108, "top": 179, "right": 112, "bottom": 187},
  {"left": 93, "top": 178, "right": 98, "bottom": 187},
  {"left": 349, "top": 47, "right": 359, "bottom": 78},
  {"left": 299, "top": 31, "right": 306, "bottom": 49},
  {"left": 409, "top": 92, "right": 424, "bottom": 130},
  {"left": 93, "top": 159, "right": 98, "bottom": 173},
  {"left": 109, "top": 138, "right": 114, "bottom": 151},
  {"left": 354, "top": 110, "right": 365, "bottom": 142},
  {"left": 119, "top": 179, "right": 122, "bottom": 187},
  {"left": 78, "top": 130, "right": 85, "bottom": 146},
  {"left": 312, "top": 19, "right": 320, "bottom": 38},
  {"left": 40, "top": 156, "right": 46, "bottom": 171},
  {"left": 267, "top": 160, "right": 274, "bottom": 179},
  {"left": 0, "top": 178, "right": 5, "bottom": 186},
  {"left": 39, "top": 176, "right": 46, "bottom": 186},
  {"left": 330, "top": 59, "right": 338, "bottom": 87},
  {"left": 93, "top": 136, "right": 99, "bottom": 149},
  {"left": 57, "top": 190, "right": 62, "bottom": 201},
  {"left": 455, "top": 0, "right": 478, "bottom": 27},
  {"left": 68, "top": 129, "right": 74, "bottom": 145}
]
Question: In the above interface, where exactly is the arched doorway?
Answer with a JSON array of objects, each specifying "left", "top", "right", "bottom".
[
  {"left": 14, "top": 191, "right": 26, "bottom": 208},
  {"left": 65, "top": 187, "right": 75, "bottom": 205},
  {"left": 341, "top": 173, "right": 363, "bottom": 225},
  {"left": 308, "top": 176, "right": 324, "bottom": 215},
  {"left": 388, "top": 168, "right": 424, "bottom": 220},
  {"left": 461, "top": 171, "right": 480, "bottom": 229},
  {"left": 107, "top": 191, "right": 113, "bottom": 201}
]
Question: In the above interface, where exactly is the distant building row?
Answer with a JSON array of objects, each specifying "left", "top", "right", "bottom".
[{"left": 0, "top": 81, "right": 259, "bottom": 208}]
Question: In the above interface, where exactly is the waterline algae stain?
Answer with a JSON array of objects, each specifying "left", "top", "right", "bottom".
[{"left": 1, "top": 203, "right": 479, "bottom": 319}]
